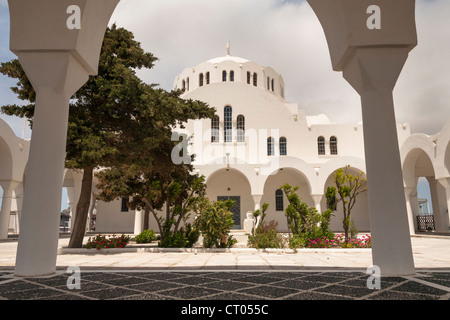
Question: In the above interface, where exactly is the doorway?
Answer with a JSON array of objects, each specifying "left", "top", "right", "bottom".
[{"left": 218, "top": 196, "right": 241, "bottom": 229}]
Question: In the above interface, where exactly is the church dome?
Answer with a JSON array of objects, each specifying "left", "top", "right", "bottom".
[
  {"left": 206, "top": 55, "right": 250, "bottom": 64},
  {"left": 173, "top": 43, "right": 286, "bottom": 100}
]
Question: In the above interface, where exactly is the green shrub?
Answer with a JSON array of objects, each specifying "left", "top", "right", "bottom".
[
  {"left": 288, "top": 234, "right": 306, "bottom": 249},
  {"left": 247, "top": 220, "right": 285, "bottom": 249},
  {"left": 135, "top": 229, "right": 157, "bottom": 244},
  {"left": 158, "top": 223, "right": 199, "bottom": 248},
  {"left": 195, "top": 199, "right": 237, "bottom": 248}
]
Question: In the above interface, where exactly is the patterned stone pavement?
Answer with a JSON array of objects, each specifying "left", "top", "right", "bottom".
[
  {"left": 1, "top": 270, "right": 449, "bottom": 301},
  {"left": 1, "top": 235, "right": 449, "bottom": 317}
]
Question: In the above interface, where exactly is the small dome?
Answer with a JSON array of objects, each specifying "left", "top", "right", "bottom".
[
  {"left": 206, "top": 55, "right": 250, "bottom": 64},
  {"left": 173, "top": 43, "right": 285, "bottom": 100}
]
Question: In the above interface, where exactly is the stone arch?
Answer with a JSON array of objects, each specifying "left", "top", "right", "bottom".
[
  {"left": 0, "top": 136, "right": 14, "bottom": 239},
  {"left": 205, "top": 167, "right": 253, "bottom": 229},
  {"left": 402, "top": 145, "right": 448, "bottom": 232},
  {"left": 322, "top": 166, "right": 369, "bottom": 232},
  {"left": 0, "top": 118, "right": 29, "bottom": 239},
  {"left": 444, "top": 142, "right": 450, "bottom": 178},
  {"left": 317, "top": 156, "right": 366, "bottom": 194},
  {"left": 261, "top": 167, "right": 314, "bottom": 233},
  {"left": 434, "top": 120, "right": 450, "bottom": 179},
  {"left": 401, "top": 134, "right": 437, "bottom": 188},
  {"left": 262, "top": 156, "right": 317, "bottom": 194},
  {"left": 198, "top": 155, "right": 258, "bottom": 194},
  {"left": 0, "top": 137, "right": 13, "bottom": 182}
]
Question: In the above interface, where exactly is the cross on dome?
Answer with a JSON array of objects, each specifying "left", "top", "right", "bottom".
[{"left": 226, "top": 41, "right": 231, "bottom": 56}]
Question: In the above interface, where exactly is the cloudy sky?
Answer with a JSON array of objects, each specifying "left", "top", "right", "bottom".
[{"left": 0, "top": 0, "right": 449, "bottom": 140}]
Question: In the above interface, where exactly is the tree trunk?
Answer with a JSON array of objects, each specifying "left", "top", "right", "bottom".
[
  {"left": 143, "top": 203, "right": 150, "bottom": 231},
  {"left": 166, "top": 199, "right": 170, "bottom": 222},
  {"left": 68, "top": 167, "right": 94, "bottom": 248}
]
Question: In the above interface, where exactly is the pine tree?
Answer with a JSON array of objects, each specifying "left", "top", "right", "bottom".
[{"left": 0, "top": 24, "right": 214, "bottom": 247}]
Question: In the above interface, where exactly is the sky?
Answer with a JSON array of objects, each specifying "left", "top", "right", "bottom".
[{"left": 0, "top": 0, "right": 447, "bottom": 209}]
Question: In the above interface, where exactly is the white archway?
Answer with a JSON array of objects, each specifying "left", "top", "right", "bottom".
[
  {"left": 261, "top": 167, "right": 314, "bottom": 233},
  {"left": 0, "top": 118, "right": 29, "bottom": 239},
  {"left": 205, "top": 167, "right": 253, "bottom": 229},
  {"left": 402, "top": 138, "right": 449, "bottom": 233},
  {"left": 322, "top": 166, "right": 369, "bottom": 233}
]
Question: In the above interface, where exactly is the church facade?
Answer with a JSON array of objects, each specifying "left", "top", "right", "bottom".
[{"left": 89, "top": 50, "right": 450, "bottom": 236}]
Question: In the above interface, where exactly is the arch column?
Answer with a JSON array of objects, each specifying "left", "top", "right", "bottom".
[
  {"left": 66, "top": 185, "right": 76, "bottom": 232},
  {"left": 134, "top": 209, "right": 144, "bottom": 235},
  {"left": 404, "top": 186, "right": 417, "bottom": 235},
  {"left": 86, "top": 192, "right": 96, "bottom": 232},
  {"left": 0, "top": 181, "right": 18, "bottom": 239},
  {"left": 311, "top": 194, "right": 323, "bottom": 213},
  {"left": 10, "top": 0, "right": 120, "bottom": 277},
  {"left": 437, "top": 178, "right": 450, "bottom": 233},
  {"left": 13, "top": 183, "right": 24, "bottom": 235},
  {"left": 252, "top": 194, "right": 263, "bottom": 227},
  {"left": 343, "top": 48, "right": 416, "bottom": 275},
  {"left": 427, "top": 178, "right": 448, "bottom": 233}
]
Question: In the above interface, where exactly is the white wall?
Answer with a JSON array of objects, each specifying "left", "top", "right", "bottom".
[{"left": 95, "top": 198, "right": 135, "bottom": 233}]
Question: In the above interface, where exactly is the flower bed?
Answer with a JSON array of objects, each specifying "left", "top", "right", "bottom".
[
  {"left": 307, "top": 234, "right": 371, "bottom": 249},
  {"left": 85, "top": 234, "right": 131, "bottom": 250}
]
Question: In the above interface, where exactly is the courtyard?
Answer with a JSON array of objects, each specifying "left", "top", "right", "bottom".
[{"left": 0, "top": 233, "right": 449, "bottom": 302}]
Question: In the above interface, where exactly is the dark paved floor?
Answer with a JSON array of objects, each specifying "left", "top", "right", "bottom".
[
  {"left": 1, "top": 270, "right": 448, "bottom": 318},
  {"left": 1, "top": 270, "right": 449, "bottom": 301}
]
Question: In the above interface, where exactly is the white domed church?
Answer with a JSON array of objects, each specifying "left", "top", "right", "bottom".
[
  {"left": 1, "top": 45, "right": 450, "bottom": 240},
  {"left": 170, "top": 45, "right": 376, "bottom": 233},
  {"left": 84, "top": 45, "right": 448, "bottom": 236}
]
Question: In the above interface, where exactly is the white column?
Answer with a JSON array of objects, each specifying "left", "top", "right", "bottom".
[
  {"left": 14, "top": 52, "right": 89, "bottom": 277},
  {"left": 343, "top": 48, "right": 415, "bottom": 276},
  {"left": 0, "top": 182, "right": 17, "bottom": 239},
  {"left": 311, "top": 194, "right": 323, "bottom": 213},
  {"left": 9, "top": 0, "right": 119, "bottom": 277},
  {"left": 404, "top": 187, "right": 417, "bottom": 235},
  {"left": 14, "top": 183, "right": 24, "bottom": 235},
  {"left": 252, "top": 194, "right": 263, "bottom": 227},
  {"left": 87, "top": 192, "right": 96, "bottom": 232},
  {"left": 437, "top": 178, "right": 450, "bottom": 233},
  {"left": 134, "top": 209, "right": 144, "bottom": 235}
]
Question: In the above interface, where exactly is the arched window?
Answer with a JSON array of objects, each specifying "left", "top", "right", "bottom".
[
  {"left": 280, "top": 137, "right": 287, "bottom": 156},
  {"left": 199, "top": 73, "right": 204, "bottom": 87},
  {"left": 275, "top": 189, "right": 284, "bottom": 211},
  {"left": 206, "top": 72, "right": 210, "bottom": 85},
  {"left": 222, "top": 70, "right": 227, "bottom": 82},
  {"left": 224, "top": 106, "right": 232, "bottom": 142},
  {"left": 230, "top": 70, "right": 235, "bottom": 82},
  {"left": 318, "top": 136, "right": 325, "bottom": 155},
  {"left": 267, "top": 137, "right": 274, "bottom": 156},
  {"left": 247, "top": 72, "right": 251, "bottom": 84},
  {"left": 271, "top": 79, "right": 275, "bottom": 92},
  {"left": 182, "top": 79, "right": 186, "bottom": 91},
  {"left": 267, "top": 77, "right": 270, "bottom": 90},
  {"left": 211, "top": 115, "right": 219, "bottom": 143},
  {"left": 237, "top": 115, "right": 245, "bottom": 142},
  {"left": 186, "top": 77, "right": 190, "bottom": 91},
  {"left": 253, "top": 73, "right": 258, "bottom": 87},
  {"left": 330, "top": 136, "right": 338, "bottom": 155}
]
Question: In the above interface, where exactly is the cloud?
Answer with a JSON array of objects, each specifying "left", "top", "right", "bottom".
[
  {"left": 395, "top": 0, "right": 450, "bottom": 134},
  {"left": 0, "top": 0, "right": 448, "bottom": 137},
  {"left": 109, "top": 0, "right": 362, "bottom": 123},
  {"left": 109, "top": 0, "right": 450, "bottom": 134}
]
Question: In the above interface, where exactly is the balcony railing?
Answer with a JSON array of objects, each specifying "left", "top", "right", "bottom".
[{"left": 417, "top": 215, "right": 435, "bottom": 231}]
